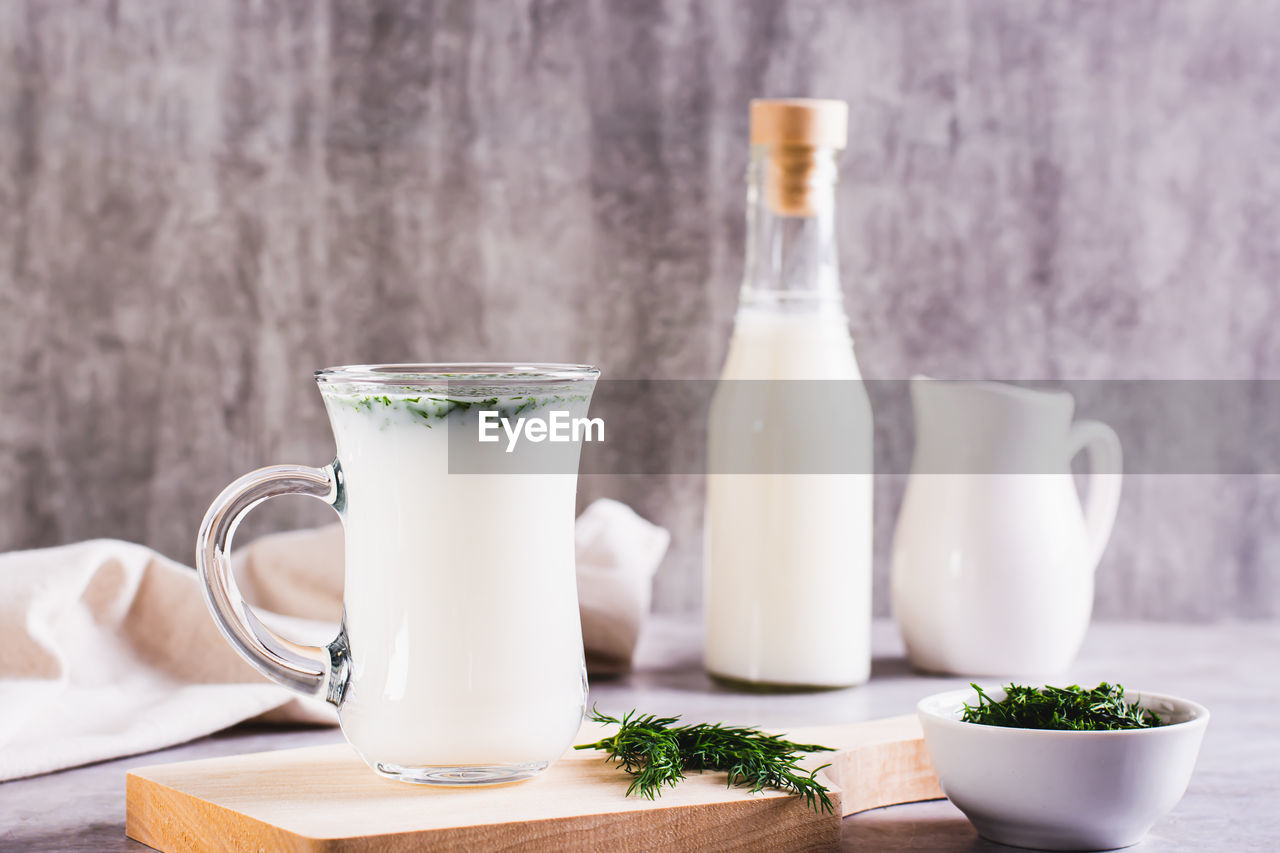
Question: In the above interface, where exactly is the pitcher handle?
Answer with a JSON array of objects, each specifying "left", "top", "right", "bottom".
[
  {"left": 1066, "top": 420, "right": 1123, "bottom": 571},
  {"left": 196, "top": 461, "right": 349, "bottom": 705}
]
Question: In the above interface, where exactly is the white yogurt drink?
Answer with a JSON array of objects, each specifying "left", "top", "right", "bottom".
[
  {"left": 317, "top": 367, "right": 596, "bottom": 782},
  {"left": 705, "top": 308, "right": 873, "bottom": 688}
]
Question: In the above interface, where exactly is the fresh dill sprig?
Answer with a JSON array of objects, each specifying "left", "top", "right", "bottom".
[
  {"left": 574, "top": 707, "right": 835, "bottom": 814},
  {"left": 961, "top": 682, "right": 1164, "bottom": 731}
]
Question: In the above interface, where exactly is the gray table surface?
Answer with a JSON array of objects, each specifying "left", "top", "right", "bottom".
[{"left": 2, "top": 617, "right": 1277, "bottom": 852}]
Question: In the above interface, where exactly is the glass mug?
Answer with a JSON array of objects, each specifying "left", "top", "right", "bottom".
[{"left": 196, "top": 364, "right": 599, "bottom": 784}]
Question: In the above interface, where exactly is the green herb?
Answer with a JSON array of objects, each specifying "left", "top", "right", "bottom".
[
  {"left": 331, "top": 391, "right": 590, "bottom": 424},
  {"left": 574, "top": 707, "right": 835, "bottom": 813},
  {"left": 961, "top": 682, "right": 1163, "bottom": 731}
]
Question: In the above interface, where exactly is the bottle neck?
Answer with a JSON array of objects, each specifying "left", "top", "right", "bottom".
[{"left": 740, "top": 144, "right": 843, "bottom": 311}]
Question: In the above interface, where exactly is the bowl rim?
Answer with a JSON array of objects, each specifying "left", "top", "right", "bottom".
[{"left": 917, "top": 685, "right": 1210, "bottom": 735}]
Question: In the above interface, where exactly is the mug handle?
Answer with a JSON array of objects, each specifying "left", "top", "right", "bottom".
[
  {"left": 1066, "top": 420, "right": 1123, "bottom": 571},
  {"left": 196, "top": 462, "right": 349, "bottom": 705}
]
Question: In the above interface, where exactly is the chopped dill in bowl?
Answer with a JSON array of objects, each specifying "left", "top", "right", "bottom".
[{"left": 962, "top": 682, "right": 1165, "bottom": 731}]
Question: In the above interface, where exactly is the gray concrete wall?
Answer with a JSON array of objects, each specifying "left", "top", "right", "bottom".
[{"left": 1, "top": 1, "right": 1277, "bottom": 619}]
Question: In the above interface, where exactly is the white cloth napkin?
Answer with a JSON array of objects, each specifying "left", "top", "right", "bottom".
[{"left": 0, "top": 499, "right": 667, "bottom": 782}]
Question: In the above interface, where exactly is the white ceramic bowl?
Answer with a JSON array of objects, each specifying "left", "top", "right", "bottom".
[{"left": 917, "top": 686, "right": 1209, "bottom": 851}]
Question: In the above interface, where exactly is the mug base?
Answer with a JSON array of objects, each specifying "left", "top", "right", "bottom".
[{"left": 374, "top": 760, "right": 550, "bottom": 786}]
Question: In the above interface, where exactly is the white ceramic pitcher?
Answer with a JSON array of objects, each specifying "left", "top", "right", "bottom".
[{"left": 891, "top": 379, "right": 1122, "bottom": 676}]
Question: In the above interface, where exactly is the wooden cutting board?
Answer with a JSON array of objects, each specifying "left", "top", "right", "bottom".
[{"left": 126, "top": 715, "right": 941, "bottom": 852}]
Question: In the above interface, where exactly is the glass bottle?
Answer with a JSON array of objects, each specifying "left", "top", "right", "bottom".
[{"left": 704, "top": 99, "right": 873, "bottom": 689}]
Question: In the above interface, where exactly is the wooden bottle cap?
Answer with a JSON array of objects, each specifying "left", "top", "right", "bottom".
[
  {"left": 750, "top": 98, "right": 848, "bottom": 150},
  {"left": 749, "top": 99, "right": 847, "bottom": 215}
]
